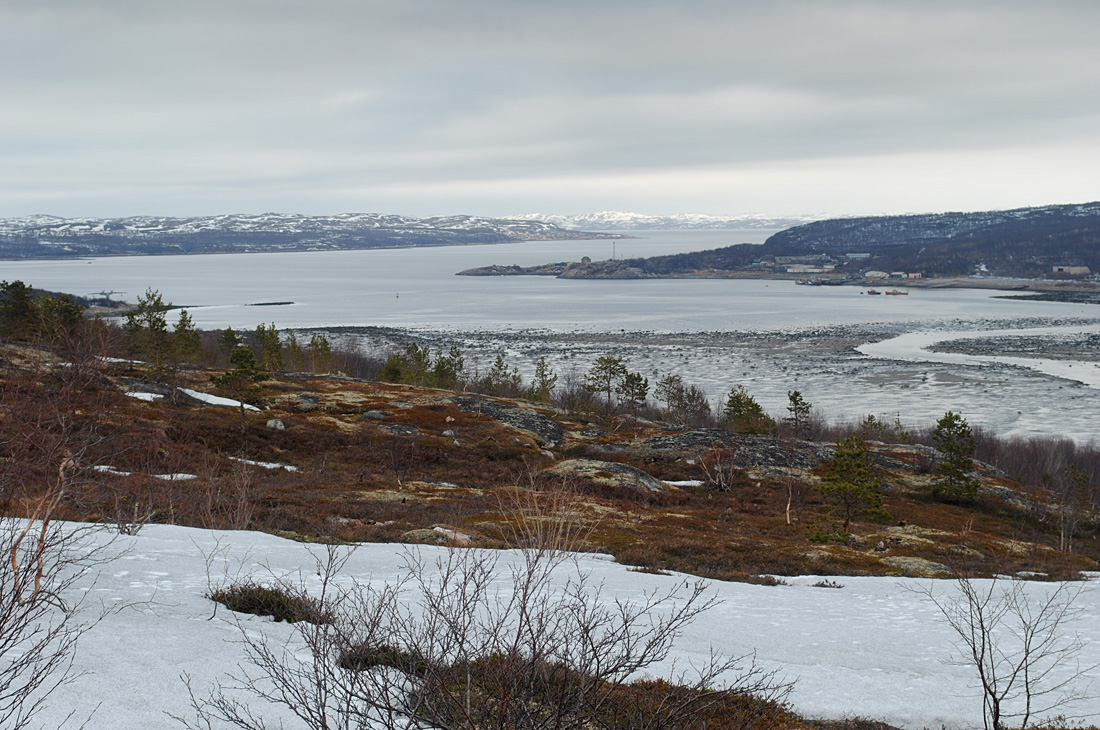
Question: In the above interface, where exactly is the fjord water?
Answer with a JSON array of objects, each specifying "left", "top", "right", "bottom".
[
  {"left": 5, "top": 229, "right": 1088, "bottom": 330},
  {"left": 8, "top": 230, "right": 1100, "bottom": 440}
]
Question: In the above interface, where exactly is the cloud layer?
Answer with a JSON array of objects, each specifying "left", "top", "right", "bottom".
[{"left": 2, "top": 1, "right": 1098, "bottom": 217}]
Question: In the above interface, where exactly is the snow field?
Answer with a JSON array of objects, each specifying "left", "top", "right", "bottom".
[{"left": 32, "top": 524, "right": 1100, "bottom": 730}]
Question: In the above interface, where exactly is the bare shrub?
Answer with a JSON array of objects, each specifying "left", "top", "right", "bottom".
[
  {"left": 209, "top": 582, "right": 330, "bottom": 624},
  {"left": 185, "top": 540, "right": 791, "bottom": 730},
  {"left": 917, "top": 573, "right": 1096, "bottom": 730},
  {"left": 199, "top": 459, "right": 255, "bottom": 531},
  {"left": 699, "top": 444, "right": 744, "bottom": 492}
]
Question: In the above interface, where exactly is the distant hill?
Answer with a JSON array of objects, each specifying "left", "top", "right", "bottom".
[
  {"left": 765, "top": 201, "right": 1100, "bottom": 277},
  {"left": 0, "top": 213, "right": 619, "bottom": 258}
]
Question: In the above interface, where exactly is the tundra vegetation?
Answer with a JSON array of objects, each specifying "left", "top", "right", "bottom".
[{"left": 1, "top": 281, "right": 1099, "bottom": 729}]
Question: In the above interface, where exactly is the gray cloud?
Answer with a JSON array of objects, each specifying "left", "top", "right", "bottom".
[{"left": 1, "top": 0, "right": 1098, "bottom": 217}]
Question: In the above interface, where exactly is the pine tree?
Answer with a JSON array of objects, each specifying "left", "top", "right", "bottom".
[
  {"left": 931, "top": 411, "right": 978, "bottom": 502},
  {"left": 584, "top": 355, "right": 627, "bottom": 414},
  {"left": 255, "top": 322, "right": 283, "bottom": 372},
  {"left": 486, "top": 352, "right": 521, "bottom": 396},
  {"left": 0, "top": 280, "right": 38, "bottom": 341},
  {"left": 217, "top": 327, "right": 242, "bottom": 364},
  {"left": 617, "top": 371, "right": 649, "bottom": 422},
  {"left": 284, "top": 332, "right": 306, "bottom": 371},
  {"left": 211, "top": 345, "right": 269, "bottom": 430},
  {"left": 817, "top": 434, "right": 887, "bottom": 532},
  {"left": 431, "top": 345, "right": 465, "bottom": 390},
  {"left": 125, "top": 288, "right": 172, "bottom": 376},
  {"left": 679, "top": 385, "right": 712, "bottom": 426},
  {"left": 784, "top": 390, "right": 812, "bottom": 437},
  {"left": 173, "top": 309, "right": 202, "bottom": 365},
  {"left": 655, "top": 373, "right": 685, "bottom": 421},
  {"left": 525, "top": 357, "right": 558, "bottom": 403},
  {"left": 308, "top": 333, "right": 333, "bottom": 373},
  {"left": 722, "top": 385, "right": 774, "bottom": 434}
]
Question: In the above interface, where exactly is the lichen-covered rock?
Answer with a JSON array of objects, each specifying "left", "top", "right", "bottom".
[
  {"left": 381, "top": 424, "right": 419, "bottom": 435},
  {"left": 881, "top": 556, "right": 950, "bottom": 577},
  {"left": 450, "top": 396, "right": 564, "bottom": 447},
  {"left": 401, "top": 525, "right": 475, "bottom": 546},
  {"left": 546, "top": 458, "right": 667, "bottom": 493},
  {"left": 635, "top": 430, "right": 835, "bottom": 474}
]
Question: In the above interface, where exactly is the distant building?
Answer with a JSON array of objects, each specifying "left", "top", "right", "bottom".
[
  {"left": 889, "top": 271, "right": 906, "bottom": 279},
  {"left": 864, "top": 270, "right": 889, "bottom": 279},
  {"left": 845, "top": 253, "right": 871, "bottom": 260},
  {"left": 1052, "top": 265, "right": 1090, "bottom": 275},
  {"left": 786, "top": 264, "right": 836, "bottom": 274},
  {"left": 907, "top": 272, "right": 923, "bottom": 279},
  {"left": 775, "top": 254, "right": 836, "bottom": 266}
]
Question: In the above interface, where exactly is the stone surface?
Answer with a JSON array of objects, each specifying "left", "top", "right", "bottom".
[
  {"left": 636, "top": 430, "right": 836, "bottom": 474},
  {"left": 545, "top": 458, "right": 667, "bottom": 493},
  {"left": 381, "top": 424, "right": 419, "bottom": 435},
  {"left": 450, "top": 396, "right": 564, "bottom": 447},
  {"left": 266, "top": 418, "right": 286, "bottom": 430}
]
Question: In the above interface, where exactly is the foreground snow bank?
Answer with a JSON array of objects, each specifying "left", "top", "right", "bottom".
[{"left": 36, "top": 524, "right": 1099, "bottom": 730}]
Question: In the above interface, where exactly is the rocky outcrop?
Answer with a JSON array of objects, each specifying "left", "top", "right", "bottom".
[
  {"left": 545, "top": 459, "right": 667, "bottom": 494},
  {"left": 450, "top": 396, "right": 564, "bottom": 447},
  {"left": 635, "top": 430, "right": 836, "bottom": 473}
]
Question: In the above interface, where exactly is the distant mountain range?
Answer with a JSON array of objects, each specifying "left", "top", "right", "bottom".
[
  {"left": 511, "top": 211, "right": 819, "bottom": 231},
  {"left": 0, "top": 213, "right": 618, "bottom": 258}
]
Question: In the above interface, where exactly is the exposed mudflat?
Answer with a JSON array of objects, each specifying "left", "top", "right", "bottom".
[
  {"left": 310, "top": 315, "right": 1100, "bottom": 442},
  {"left": 930, "top": 332, "right": 1100, "bottom": 362}
]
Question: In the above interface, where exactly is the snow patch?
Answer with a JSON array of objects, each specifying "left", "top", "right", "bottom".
[
  {"left": 125, "top": 391, "right": 164, "bottom": 402},
  {"left": 227, "top": 456, "right": 298, "bottom": 472},
  {"left": 179, "top": 388, "right": 261, "bottom": 411}
]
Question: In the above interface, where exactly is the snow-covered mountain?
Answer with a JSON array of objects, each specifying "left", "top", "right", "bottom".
[
  {"left": 0, "top": 213, "right": 617, "bottom": 258},
  {"left": 511, "top": 211, "right": 820, "bottom": 231}
]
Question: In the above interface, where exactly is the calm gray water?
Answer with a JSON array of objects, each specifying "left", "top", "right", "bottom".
[{"left": 4, "top": 229, "right": 1093, "bottom": 331}]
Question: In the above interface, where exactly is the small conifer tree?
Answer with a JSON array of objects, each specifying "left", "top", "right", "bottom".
[
  {"left": 931, "top": 411, "right": 978, "bottom": 502},
  {"left": 784, "top": 390, "right": 812, "bottom": 437},
  {"left": 525, "top": 357, "right": 558, "bottom": 403},
  {"left": 211, "top": 345, "right": 269, "bottom": 430},
  {"left": 722, "top": 385, "right": 774, "bottom": 434},
  {"left": 584, "top": 355, "right": 627, "bottom": 414},
  {"left": 817, "top": 434, "right": 887, "bottom": 532}
]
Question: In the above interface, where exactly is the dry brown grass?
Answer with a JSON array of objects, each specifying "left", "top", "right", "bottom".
[{"left": 2, "top": 341, "right": 1096, "bottom": 582}]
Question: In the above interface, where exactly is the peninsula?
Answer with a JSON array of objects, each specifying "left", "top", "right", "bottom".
[{"left": 459, "top": 201, "right": 1100, "bottom": 293}]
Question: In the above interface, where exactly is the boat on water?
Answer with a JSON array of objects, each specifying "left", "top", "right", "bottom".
[
  {"left": 865, "top": 289, "right": 882, "bottom": 295},
  {"left": 885, "top": 289, "right": 909, "bottom": 295}
]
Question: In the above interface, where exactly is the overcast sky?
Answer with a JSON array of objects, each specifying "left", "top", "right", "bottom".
[{"left": 1, "top": 0, "right": 1098, "bottom": 219}]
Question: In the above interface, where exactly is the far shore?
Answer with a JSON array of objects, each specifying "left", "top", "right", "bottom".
[{"left": 456, "top": 262, "right": 1100, "bottom": 296}]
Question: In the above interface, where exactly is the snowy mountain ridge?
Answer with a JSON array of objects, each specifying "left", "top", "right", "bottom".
[
  {"left": 0, "top": 213, "right": 618, "bottom": 258},
  {"left": 511, "top": 211, "right": 821, "bottom": 231},
  {"left": 0, "top": 212, "right": 571, "bottom": 238}
]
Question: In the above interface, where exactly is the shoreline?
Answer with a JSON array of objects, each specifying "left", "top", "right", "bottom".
[{"left": 456, "top": 264, "right": 1100, "bottom": 296}]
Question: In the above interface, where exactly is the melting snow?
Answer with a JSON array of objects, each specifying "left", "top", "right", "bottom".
[
  {"left": 125, "top": 391, "right": 164, "bottom": 401},
  {"left": 27, "top": 524, "right": 1100, "bottom": 730},
  {"left": 179, "top": 388, "right": 261, "bottom": 411},
  {"left": 227, "top": 456, "right": 298, "bottom": 472}
]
